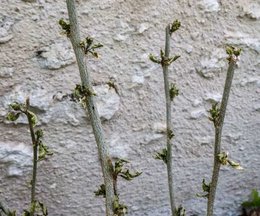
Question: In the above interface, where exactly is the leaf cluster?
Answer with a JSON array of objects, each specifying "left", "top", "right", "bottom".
[
  {"left": 226, "top": 45, "right": 242, "bottom": 63},
  {"left": 80, "top": 37, "right": 103, "bottom": 58},
  {"left": 114, "top": 159, "right": 142, "bottom": 181}
]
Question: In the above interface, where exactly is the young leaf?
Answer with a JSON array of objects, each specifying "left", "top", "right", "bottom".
[
  {"left": 59, "top": 19, "right": 70, "bottom": 36},
  {"left": 175, "top": 205, "right": 186, "bottom": 216},
  {"left": 114, "top": 159, "right": 129, "bottom": 175},
  {"left": 113, "top": 195, "right": 128, "bottom": 216},
  {"left": 9, "top": 102, "right": 22, "bottom": 111},
  {"left": 27, "top": 111, "right": 38, "bottom": 127},
  {"left": 35, "top": 129, "right": 44, "bottom": 140},
  {"left": 119, "top": 169, "right": 142, "bottom": 181},
  {"left": 154, "top": 148, "right": 168, "bottom": 164},
  {"left": 197, "top": 179, "right": 210, "bottom": 199},
  {"left": 167, "top": 129, "right": 174, "bottom": 139},
  {"left": 6, "top": 112, "right": 20, "bottom": 122},
  {"left": 38, "top": 142, "right": 53, "bottom": 161},
  {"left": 227, "top": 160, "right": 243, "bottom": 170},
  {"left": 149, "top": 54, "right": 161, "bottom": 64},
  {"left": 94, "top": 184, "right": 106, "bottom": 198}
]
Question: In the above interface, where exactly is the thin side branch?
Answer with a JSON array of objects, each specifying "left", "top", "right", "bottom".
[
  {"left": 25, "top": 98, "right": 38, "bottom": 205},
  {"left": 207, "top": 56, "right": 238, "bottom": 216},
  {"left": 163, "top": 24, "right": 176, "bottom": 215},
  {"left": 65, "top": 1, "right": 114, "bottom": 215}
]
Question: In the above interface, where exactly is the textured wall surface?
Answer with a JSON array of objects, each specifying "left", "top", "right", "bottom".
[{"left": 0, "top": 0, "right": 259, "bottom": 215}]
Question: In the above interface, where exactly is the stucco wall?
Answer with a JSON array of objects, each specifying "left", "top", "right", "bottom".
[{"left": 0, "top": 0, "right": 259, "bottom": 215}]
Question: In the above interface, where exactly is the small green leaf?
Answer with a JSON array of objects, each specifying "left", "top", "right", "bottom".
[
  {"left": 226, "top": 46, "right": 234, "bottom": 56},
  {"left": 202, "top": 179, "right": 210, "bottom": 193},
  {"left": 119, "top": 169, "right": 142, "bottom": 181},
  {"left": 228, "top": 160, "right": 243, "bottom": 170},
  {"left": 175, "top": 205, "right": 186, "bottom": 216},
  {"left": 94, "top": 184, "right": 106, "bottom": 198},
  {"left": 149, "top": 54, "right": 161, "bottom": 64},
  {"left": 9, "top": 102, "right": 22, "bottom": 111},
  {"left": 59, "top": 19, "right": 70, "bottom": 36},
  {"left": 160, "top": 49, "right": 165, "bottom": 59},
  {"left": 38, "top": 142, "right": 53, "bottom": 161},
  {"left": 91, "top": 51, "right": 99, "bottom": 58},
  {"left": 167, "top": 129, "right": 174, "bottom": 139},
  {"left": 167, "top": 55, "right": 181, "bottom": 65},
  {"left": 113, "top": 196, "right": 128, "bottom": 216},
  {"left": 35, "top": 129, "right": 44, "bottom": 140},
  {"left": 6, "top": 112, "right": 20, "bottom": 122},
  {"left": 114, "top": 159, "right": 128, "bottom": 175},
  {"left": 154, "top": 148, "right": 167, "bottom": 164},
  {"left": 27, "top": 111, "right": 37, "bottom": 127},
  {"left": 197, "top": 179, "right": 210, "bottom": 199},
  {"left": 92, "top": 43, "right": 103, "bottom": 49}
]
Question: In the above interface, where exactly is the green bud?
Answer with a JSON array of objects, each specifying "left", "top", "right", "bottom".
[
  {"left": 169, "top": 83, "right": 179, "bottom": 101},
  {"left": 170, "top": 20, "right": 181, "bottom": 34}
]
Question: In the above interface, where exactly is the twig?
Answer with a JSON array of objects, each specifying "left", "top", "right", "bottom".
[
  {"left": 25, "top": 98, "right": 38, "bottom": 206},
  {"left": 65, "top": 1, "right": 114, "bottom": 215},
  {"left": 163, "top": 24, "right": 176, "bottom": 215},
  {"left": 207, "top": 51, "right": 239, "bottom": 216}
]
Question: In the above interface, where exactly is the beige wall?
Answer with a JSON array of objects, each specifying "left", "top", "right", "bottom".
[{"left": 0, "top": 0, "right": 259, "bottom": 215}]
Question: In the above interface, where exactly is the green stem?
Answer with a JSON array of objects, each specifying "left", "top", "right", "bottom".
[
  {"left": 65, "top": 1, "right": 114, "bottom": 215},
  {"left": 163, "top": 24, "right": 176, "bottom": 216},
  {"left": 207, "top": 58, "right": 237, "bottom": 216},
  {"left": 25, "top": 99, "right": 38, "bottom": 207}
]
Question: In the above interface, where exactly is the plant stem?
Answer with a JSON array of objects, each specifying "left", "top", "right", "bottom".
[
  {"left": 163, "top": 24, "right": 176, "bottom": 216},
  {"left": 25, "top": 98, "right": 38, "bottom": 205},
  {"left": 207, "top": 57, "right": 237, "bottom": 216},
  {"left": 65, "top": 1, "right": 114, "bottom": 215}
]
